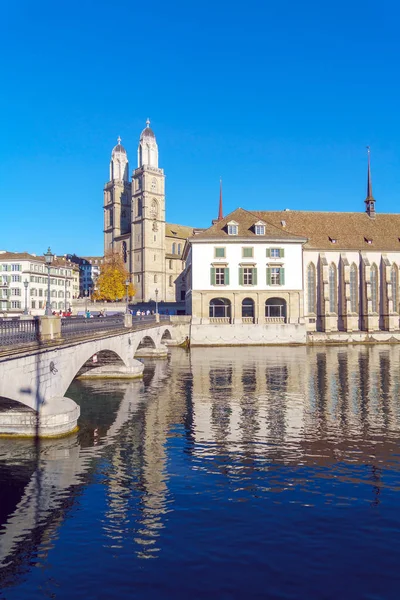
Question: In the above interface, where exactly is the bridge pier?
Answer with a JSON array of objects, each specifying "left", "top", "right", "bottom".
[
  {"left": 78, "top": 359, "right": 144, "bottom": 380},
  {"left": 0, "top": 397, "right": 80, "bottom": 438},
  {"left": 135, "top": 347, "right": 168, "bottom": 359}
]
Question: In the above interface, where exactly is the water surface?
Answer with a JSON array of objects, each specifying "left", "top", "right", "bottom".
[{"left": 1, "top": 346, "right": 400, "bottom": 599}]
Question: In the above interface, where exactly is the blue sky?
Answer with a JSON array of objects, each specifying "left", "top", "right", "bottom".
[{"left": 1, "top": 0, "right": 399, "bottom": 256}]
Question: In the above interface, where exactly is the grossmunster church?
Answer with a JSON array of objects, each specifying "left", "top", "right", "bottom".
[{"left": 104, "top": 124, "right": 400, "bottom": 338}]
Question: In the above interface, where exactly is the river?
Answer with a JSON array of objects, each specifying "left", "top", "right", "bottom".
[{"left": 1, "top": 345, "right": 400, "bottom": 599}]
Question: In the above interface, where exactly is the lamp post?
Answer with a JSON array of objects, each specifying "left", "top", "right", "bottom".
[
  {"left": 125, "top": 278, "right": 130, "bottom": 314},
  {"left": 155, "top": 288, "right": 159, "bottom": 316},
  {"left": 44, "top": 247, "right": 54, "bottom": 316},
  {"left": 64, "top": 275, "right": 68, "bottom": 312},
  {"left": 23, "top": 279, "right": 29, "bottom": 315},
  {"left": 84, "top": 289, "right": 88, "bottom": 313}
]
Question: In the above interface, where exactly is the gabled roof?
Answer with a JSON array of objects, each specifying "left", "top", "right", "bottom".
[
  {"left": 253, "top": 210, "right": 400, "bottom": 251},
  {"left": 189, "top": 208, "right": 307, "bottom": 242}
]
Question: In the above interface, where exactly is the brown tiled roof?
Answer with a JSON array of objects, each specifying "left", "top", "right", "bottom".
[
  {"left": 189, "top": 208, "right": 306, "bottom": 242},
  {"left": 0, "top": 252, "right": 79, "bottom": 269},
  {"left": 253, "top": 210, "right": 400, "bottom": 251},
  {"left": 166, "top": 223, "right": 194, "bottom": 239}
]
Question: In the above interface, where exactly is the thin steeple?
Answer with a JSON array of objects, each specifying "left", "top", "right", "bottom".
[
  {"left": 218, "top": 178, "right": 223, "bottom": 221},
  {"left": 365, "top": 146, "right": 376, "bottom": 218}
]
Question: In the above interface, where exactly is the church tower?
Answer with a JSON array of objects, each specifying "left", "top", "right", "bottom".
[
  {"left": 104, "top": 138, "right": 132, "bottom": 253},
  {"left": 131, "top": 120, "right": 166, "bottom": 302}
]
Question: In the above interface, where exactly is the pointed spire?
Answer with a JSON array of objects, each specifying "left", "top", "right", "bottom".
[
  {"left": 365, "top": 146, "right": 376, "bottom": 218},
  {"left": 117, "top": 135, "right": 121, "bottom": 145},
  {"left": 218, "top": 178, "right": 223, "bottom": 221},
  {"left": 146, "top": 118, "right": 150, "bottom": 128}
]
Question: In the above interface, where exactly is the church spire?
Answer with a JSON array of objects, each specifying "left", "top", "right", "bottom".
[
  {"left": 365, "top": 146, "right": 376, "bottom": 218},
  {"left": 218, "top": 178, "right": 223, "bottom": 221}
]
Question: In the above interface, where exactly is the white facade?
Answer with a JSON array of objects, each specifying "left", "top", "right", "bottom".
[
  {"left": 0, "top": 252, "right": 77, "bottom": 316},
  {"left": 190, "top": 240, "right": 303, "bottom": 292}
]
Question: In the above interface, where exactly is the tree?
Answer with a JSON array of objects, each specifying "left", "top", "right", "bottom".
[{"left": 94, "top": 251, "right": 136, "bottom": 301}]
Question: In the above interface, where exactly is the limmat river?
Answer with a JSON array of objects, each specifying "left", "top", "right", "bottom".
[{"left": 1, "top": 345, "right": 400, "bottom": 599}]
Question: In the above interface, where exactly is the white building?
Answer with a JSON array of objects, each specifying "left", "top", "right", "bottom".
[
  {"left": 0, "top": 252, "right": 78, "bottom": 316},
  {"left": 184, "top": 208, "right": 306, "bottom": 325}
]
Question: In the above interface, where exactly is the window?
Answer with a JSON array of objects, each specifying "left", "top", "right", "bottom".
[
  {"left": 31, "top": 300, "right": 36, "bottom": 309},
  {"left": 151, "top": 178, "right": 157, "bottom": 191},
  {"left": 169, "top": 259, "right": 173, "bottom": 269},
  {"left": 242, "top": 298, "right": 255, "bottom": 318},
  {"left": 39, "top": 289, "right": 43, "bottom": 297},
  {"left": 371, "top": 264, "right": 378, "bottom": 313},
  {"left": 329, "top": 263, "right": 337, "bottom": 313},
  {"left": 392, "top": 265, "right": 398, "bottom": 312},
  {"left": 109, "top": 209, "right": 113, "bottom": 227},
  {"left": 265, "top": 298, "right": 286, "bottom": 320},
  {"left": 169, "top": 275, "right": 173, "bottom": 287},
  {"left": 209, "top": 298, "right": 231, "bottom": 318},
  {"left": 227, "top": 223, "right": 238, "bottom": 235},
  {"left": 267, "top": 267, "right": 285, "bottom": 285},
  {"left": 255, "top": 224, "right": 265, "bottom": 235},
  {"left": 350, "top": 264, "right": 358, "bottom": 313},
  {"left": 307, "top": 263, "right": 316, "bottom": 313},
  {"left": 154, "top": 274, "right": 158, "bottom": 283},
  {"left": 267, "top": 248, "right": 284, "bottom": 258},
  {"left": 10, "top": 288, "right": 21, "bottom": 296},
  {"left": 239, "top": 267, "right": 257, "bottom": 285},
  {"left": 11, "top": 264, "right": 21, "bottom": 271},
  {"left": 210, "top": 267, "right": 229, "bottom": 285},
  {"left": 215, "top": 247, "right": 226, "bottom": 258},
  {"left": 137, "top": 274, "right": 140, "bottom": 282},
  {"left": 153, "top": 254, "right": 156, "bottom": 262},
  {"left": 178, "top": 244, "right": 181, "bottom": 254},
  {"left": 180, "top": 290, "right": 186, "bottom": 301},
  {"left": 11, "top": 301, "right": 21, "bottom": 309},
  {"left": 11, "top": 275, "right": 21, "bottom": 282},
  {"left": 172, "top": 243, "right": 176, "bottom": 254},
  {"left": 242, "top": 247, "right": 254, "bottom": 258}
]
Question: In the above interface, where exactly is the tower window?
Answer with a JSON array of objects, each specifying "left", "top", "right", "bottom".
[
  {"left": 169, "top": 259, "right": 173, "bottom": 269},
  {"left": 151, "top": 179, "right": 157, "bottom": 191},
  {"left": 154, "top": 274, "right": 158, "bottom": 283},
  {"left": 154, "top": 255, "right": 156, "bottom": 261},
  {"left": 169, "top": 275, "right": 173, "bottom": 287},
  {"left": 178, "top": 244, "right": 181, "bottom": 254},
  {"left": 172, "top": 243, "right": 176, "bottom": 254}
]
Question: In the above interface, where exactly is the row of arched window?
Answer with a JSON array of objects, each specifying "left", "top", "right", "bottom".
[
  {"left": 307, "top": 262, "right": 399, "bottom": 314},
  {"left": 171, "top": 243, "right": 182, "bottom": 255}
]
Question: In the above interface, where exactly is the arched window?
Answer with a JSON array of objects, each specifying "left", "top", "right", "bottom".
[
  {"left": 137, "top": 198, "right": 142, "bottom": 217},
  {"left": 58, "top": 291, "right": 64, "bottom": 298},
  {"left": 329, "top": 263, "right": 337, "bottom": 313},
  {"left": 350, "top": 263, "right": 358, "bottom": 313},
  {"left": 154, "top": 274, "right": 158, "bottom": 283},
  {"left": 151, "top": 178, "right": 157, "bottom": 191},
  {"left": 169, "top": 275, "right": 173, "bottom": 287},
  {"left": 172, "top": 243, "right": 176, "bottom": 254},
  {"left": 392, "top": 264, "right": 398, "bottom": 312},
  {"left": 307, "top": 263, "right": 316, "bottom": 313},
  {"left": 371, "top": 264, "right": 378, "bottom": 313},
  {"left": 242, "top": 297, "right": 255, "bottom": 318},
  {"left": 209, "top": 298, "right": 231, "bottom": 319},
  {"left": 265, "top": 297, "right": 286, "bottom": 321},
  {"left": 122, "top": 241, "right": 127, "bottom": 263},
  {"left": 178, "top": 243, "right": 181, "bottom": 254},
  {"left": 150, "top": 199, "right": 158, "bottom": 217}
]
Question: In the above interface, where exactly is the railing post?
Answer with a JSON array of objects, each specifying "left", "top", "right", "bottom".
[
  {"left": 38, "top": 316, "right": 61, "bottom": 342},
  {"left": 124, "top": 313, "right": 132, "bottom": 328}
]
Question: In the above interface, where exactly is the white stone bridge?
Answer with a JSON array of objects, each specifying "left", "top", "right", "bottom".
[{"left": 0, "top": 319, "right": 184, "bottom": 437}]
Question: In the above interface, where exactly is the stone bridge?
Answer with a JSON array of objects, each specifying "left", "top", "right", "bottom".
[{"left": 0, "top": 322, "right": 180, "bottom": 437}]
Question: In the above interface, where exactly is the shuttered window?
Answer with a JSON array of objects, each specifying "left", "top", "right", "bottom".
[
  {"left": 266, "top": 248, "right": 285, "bottom": 258},
  {"left": 211, "top": 267, "right": 229, "bottom": 285},
  {"left": 239, "top": 267, "right": 257, "bottom": 285},
  {"left": 266, "top": 267, "right": 285, "bottom": 285}
]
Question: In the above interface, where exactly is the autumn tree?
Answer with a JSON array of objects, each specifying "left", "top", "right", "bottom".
[{"left": 93, "top": 251, "right": 135, "bottom": 301}]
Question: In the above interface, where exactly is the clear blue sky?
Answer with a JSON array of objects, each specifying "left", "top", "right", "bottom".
[{"left": 1, "top": 0, "right": 399, "bottom": 256}]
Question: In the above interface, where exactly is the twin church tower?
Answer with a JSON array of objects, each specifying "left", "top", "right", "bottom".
[{"left": 103, "top": 120, "right": 193, "bottom": 303}]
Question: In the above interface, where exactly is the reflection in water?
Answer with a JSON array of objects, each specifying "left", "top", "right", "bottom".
[{"left": 1, "top": 346, "right": 400, "bottom": 598}]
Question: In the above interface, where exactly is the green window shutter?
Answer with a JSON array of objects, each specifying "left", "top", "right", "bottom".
[
  {"left": 266, "top": 248, "right": 271, "bottom": 258},
  {"left": 280, "top": 248, "right": 285, "bottom": 258},
  {"left": 239, "top": 267, "right": 243, "bottom": 285},
  {"left": 210, "top": 267, "right": 216, "bottom": 285},
  {"left": 253, "top": 268, "right": 257, "bottom": 285},
  {"left": 225, "top": 268, "right": 230, "bottom": 285},
  {"left": 7, "top": 276, "right": 11, "bottom": 283},
  {"left": 280, "top": 268, "right": 285, "bottom": 285},
  {"left": 266, "top": 267, "right": 271, "bottom": 285}
]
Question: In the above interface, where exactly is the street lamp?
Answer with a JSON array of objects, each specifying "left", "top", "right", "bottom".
[
  {"left": 125, "top": 278, "right": 130, "bottom": 314},
  {"left": 23, "top": 279, "right": 29, "bottom": 315},
  {"left": 84, "top": 289, "right": 88, "bottom": 313},
  {"left": 44, "top": 247, "right": 54, "bottom": 316},
  {"left": 155, "top": 288, "right": 159, "bottom": 316},
  {"left": 64, "top": 273, "right": 68, "bottom": 312}
]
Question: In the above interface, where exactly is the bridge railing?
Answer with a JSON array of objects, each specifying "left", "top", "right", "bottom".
[
  {"left": 0, "top": 318, "right": 39, "bottom": 346},
  {"left": 61, "top": 314, "right": 126, "bottom": 338}
]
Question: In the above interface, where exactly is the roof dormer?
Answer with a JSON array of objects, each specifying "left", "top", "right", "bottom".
[
  {"left": 254, "top": 221, "right": 266, "bottom": 235},
  {"left": 227, "top": 220, "right": 238, "bottom": 235}
]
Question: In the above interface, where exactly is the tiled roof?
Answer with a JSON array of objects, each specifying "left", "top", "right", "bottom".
[
  {"left": 189, "top": 208, "right": 307, "bottom": 242},
  {"left": 253, "top": 210, "right": 400, "bottom": 251},
  {"left": 0, "top": 252, "right": 79, "bottom": 269},
  {"left": 165, "top": 223, "right": 195, "bottom": 239}
]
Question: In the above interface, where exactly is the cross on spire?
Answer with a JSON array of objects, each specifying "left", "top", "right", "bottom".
[
  {"left": 117, "top": 135, "right": 121, "bottom": 145},
  {"left": 146, "top": 118, "right": 150, "bottom": 128}
]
